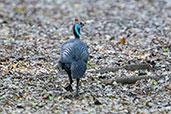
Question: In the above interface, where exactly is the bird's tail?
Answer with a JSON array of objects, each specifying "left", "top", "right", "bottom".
[{"left": 71, "top": 60, "right": 87, "bottom": 79}]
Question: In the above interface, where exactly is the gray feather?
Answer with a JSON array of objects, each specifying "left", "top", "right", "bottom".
[{"left": 59, "top": 39, "right": 89, "bottom": 79}]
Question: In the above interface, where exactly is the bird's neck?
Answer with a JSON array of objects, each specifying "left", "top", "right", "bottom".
[{"left": 73, "top": 24, "right": 80, "bottom": 39}]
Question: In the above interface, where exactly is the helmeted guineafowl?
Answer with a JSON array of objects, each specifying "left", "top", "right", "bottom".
[{"left": 58, "top": 19, "right": 89, "bottom": 96}]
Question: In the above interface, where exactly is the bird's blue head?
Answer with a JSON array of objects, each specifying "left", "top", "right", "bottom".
[{"left": 73, "top": 19, "right": 84, "bottom": 39}]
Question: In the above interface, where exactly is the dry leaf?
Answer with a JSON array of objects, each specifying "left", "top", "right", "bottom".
[
  {"left": 116, "top": 38, "right": 126, "bottom": 45},
  {"left": 34, "top": 68, "right": 39, "bottom": 72}
]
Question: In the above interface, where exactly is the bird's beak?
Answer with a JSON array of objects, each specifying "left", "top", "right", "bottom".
[{"left": 80, "top": 22, "right": 85, "bottom": 26}]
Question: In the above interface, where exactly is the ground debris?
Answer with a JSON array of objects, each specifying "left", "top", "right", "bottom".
[{"left": 0, "top": 0, "right": 170, "bottom": 113}]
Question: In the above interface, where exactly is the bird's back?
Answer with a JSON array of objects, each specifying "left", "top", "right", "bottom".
[{"left": 60, "top": 39, "right": 89, "bottom": 64}]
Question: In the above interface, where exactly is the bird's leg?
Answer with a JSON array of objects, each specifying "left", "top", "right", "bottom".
[
  {"left": 68, "top": 73, "right": 73, "bottom": 86},
  {"left": 76, "top": 78, "right": 80, "bottom": 96},
  {"left": 65, "top": 73, "right": 73, "bottom": 92}
]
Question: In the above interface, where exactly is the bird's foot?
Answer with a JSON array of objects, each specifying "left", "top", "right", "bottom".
[
  {"left": 65, "top": 85, "right": 73, "bottom": 92},
  {"left": 75, "top": 92, "right": 79, "bottom": 97}
]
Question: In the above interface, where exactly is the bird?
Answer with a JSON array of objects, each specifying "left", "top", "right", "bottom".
[{"left": 58, "top": 19, "right": 89, "bottom": 96}]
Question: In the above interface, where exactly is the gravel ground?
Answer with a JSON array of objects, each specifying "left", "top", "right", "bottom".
[{"left": 0, "top": 0, "right": 171, "bottom": 114}]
